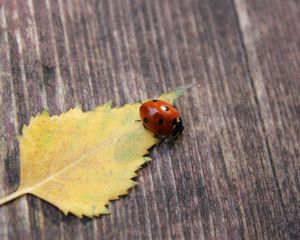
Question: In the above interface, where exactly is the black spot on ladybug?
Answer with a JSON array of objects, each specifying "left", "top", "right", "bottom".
[
  {"left": 158, "top": 118, "right": 164, "bottom": 125},
  {"left": 143, "top": 117, "right": 148, "bottom": 124},
  {"left": 172, "top": 118, "right": 177, "bottom": 125},
  {"left": 152, "top": 99, "right": 158, "bottom": 102},
  {"left": 158, "top": 130, "right": 162, "bottom": 133}
]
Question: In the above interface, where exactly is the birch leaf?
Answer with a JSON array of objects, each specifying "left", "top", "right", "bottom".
[{"left": 0, "top": 86, "right": 188, "bottom": 218}]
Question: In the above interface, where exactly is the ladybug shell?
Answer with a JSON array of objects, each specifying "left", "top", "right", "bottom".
[{"left": 139, "top": 99, "right": 181, "bottom": 136}]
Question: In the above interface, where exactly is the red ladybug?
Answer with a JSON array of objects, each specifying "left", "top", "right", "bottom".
[{"left": 139, "top": 99, "right": 184, "bottom": 137}]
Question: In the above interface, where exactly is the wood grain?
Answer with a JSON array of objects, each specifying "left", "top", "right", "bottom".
[{"left": 0, "top": 0, "right": 299, "bottom": 239}]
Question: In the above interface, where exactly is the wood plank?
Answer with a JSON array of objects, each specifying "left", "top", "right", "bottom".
[
  {"left": 234, "top": 0, "right": 300, "bottom": 238},
  {"left": 0, "top": 0, "right": 298, "bottom": 239}
]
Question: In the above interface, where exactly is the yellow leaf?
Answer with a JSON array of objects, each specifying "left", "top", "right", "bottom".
[{"left": 0, "top": 86, "right": 189, "bottom": 218}]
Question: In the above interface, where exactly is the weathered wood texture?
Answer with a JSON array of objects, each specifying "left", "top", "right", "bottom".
[{"left": 0, "top": 0, "right": 299, "bottom": 239}]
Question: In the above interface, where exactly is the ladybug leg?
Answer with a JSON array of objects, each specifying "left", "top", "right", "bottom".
[
  {"left": 167, "top": 130, "right": 183, "bottom": 147},
  {"left": 172, "top": 117, "right": 184, "bottom": 137}
]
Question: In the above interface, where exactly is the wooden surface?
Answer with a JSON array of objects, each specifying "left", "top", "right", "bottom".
[{"left": 0, "top": 0, "right": 299, "bottom": 239}]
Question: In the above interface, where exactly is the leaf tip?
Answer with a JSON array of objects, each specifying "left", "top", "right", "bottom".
[
  {"left": 158, "top": 83, "right": 197, "bottom": 104},
  {"left": 175, "top": 83, "right": 197, "bottom": 97},
  {"left": 62, "top": 209, "right": 69, "bottom": 216},
  {"left": 74, "top": 104, "right": 82, "bottom": 110},
  {"left": 131, "top": 180, "right": 138, "bottom": 187},
  {"left": 143, "top": 156, "right": 152, "bottom": 162},
  {"left": 102, "top": 207, "right": 111, "bottom": 215},
  {"left": 40, "top": 109, "right": 50, "bottom": 116},
  {"left": 105, "top": 100, "right": 113, "bottom": 108}
]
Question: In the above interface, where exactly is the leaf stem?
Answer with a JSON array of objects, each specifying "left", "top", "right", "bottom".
[{"left": 0, "top": 189, "right": 28, "bottom": 205}]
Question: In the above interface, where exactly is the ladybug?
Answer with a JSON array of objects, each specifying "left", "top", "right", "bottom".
[{"left": 139, "top": 99, "right": 184, "bottom": 137}]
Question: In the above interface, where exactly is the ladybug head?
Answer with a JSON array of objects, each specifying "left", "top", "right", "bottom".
[{"left": 172, "top": 117, "right": 184, "bottom": 137}]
